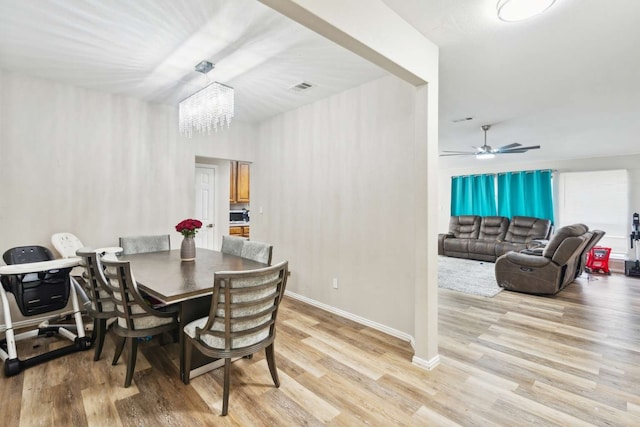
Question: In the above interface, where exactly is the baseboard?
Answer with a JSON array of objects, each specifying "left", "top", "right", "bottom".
[
  {"left": 608, "top": 255, "right": 625, "bottom": 274},
  {"left": 284, "top": 290, "right": 416, "bottom": 348},
  {"left": 412, "top": 354, "right": 441, "bottom": 370}
]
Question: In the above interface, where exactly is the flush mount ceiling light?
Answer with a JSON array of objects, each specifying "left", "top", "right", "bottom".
[
  {"left": 179, "top": 60, "right": 234, "bottom": 137},
  {"left": 497, "top": 0, "right": 556, "bottom": 22}
]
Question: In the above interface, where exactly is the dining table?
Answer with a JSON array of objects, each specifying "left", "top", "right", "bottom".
[{"left": 117, "top": 248, "right": 267, "bottom": 382}]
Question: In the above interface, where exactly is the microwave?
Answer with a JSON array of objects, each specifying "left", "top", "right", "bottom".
[{"left": 230, "top": 209, "right": 249, "bottom": 222}]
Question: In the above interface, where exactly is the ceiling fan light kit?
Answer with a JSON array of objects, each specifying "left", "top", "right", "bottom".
[
  {"left": 440, "top": 124, "right": 541, "bottom": 159},
  {"left": 496, "top": 0, "right": 556, "bottom": 22}
]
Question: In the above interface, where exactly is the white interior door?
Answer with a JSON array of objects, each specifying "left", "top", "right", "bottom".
[{"left": 194, "top": 166, "right": 216, "bottom": 249}]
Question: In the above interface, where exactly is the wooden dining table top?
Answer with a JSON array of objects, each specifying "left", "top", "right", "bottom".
[{"left": 118, "top": 249, "right": 267, "bottom": 304}]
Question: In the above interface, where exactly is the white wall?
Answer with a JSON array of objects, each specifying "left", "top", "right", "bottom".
[
  {"left": 1, "top": 68, "right": 431, "bottom": 344},
  {"left": 0, "top": 70, "right": 256, "bottom": 253},
  {"left": 439, "top": 155, "right": 640, "bottom": 260},
  {"left": 253, "top": 75, "right": 418, "bottom": 334}
]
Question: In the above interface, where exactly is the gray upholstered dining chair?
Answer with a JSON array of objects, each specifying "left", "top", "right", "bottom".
[
  {"left": 118, "top": 234, "right": 170, "bottom": 255},
  {"left": 220, "top": 235, "right": 246, "bottom": 257},
  {"left": 98, "top": 256, "right": 179, "bottom": 387},
  {"left": 76, "top": 247, "right": 120, "bottom": 361},
  {"left": 240, "top": 240, "right": 273, "bottom": 265},
  {"left": 182, "top": 261, "right": 288, "bottom": 416}
]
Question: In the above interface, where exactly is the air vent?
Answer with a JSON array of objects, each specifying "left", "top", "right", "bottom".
[
  {"left": 289, "top": 81, "right": 314, "bottom": 92},
  {"left": 452, "top": 117, "right": 473, "bottom": 123}
]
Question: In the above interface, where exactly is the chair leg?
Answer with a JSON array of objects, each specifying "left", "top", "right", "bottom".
[
  {"left": 183, "top": 338, "right": 193, "bottom": 385},
  {"left": 112, "top": 336, "right": 126, "bottom": 365},
  {"left": 93, "top": 319, "right": 107, "bottom": 361},
  {"left": 265, "top": 343, "right": 280, "bottom": 387},
  {"left": 124, "top": 337, "right": 138, "bottom": 388},
  {"left": 221, "top": 358, "right": 231, "bottom": 416},
  {"left": 90, "top": 318, "right": 99, "bottom": 343}
]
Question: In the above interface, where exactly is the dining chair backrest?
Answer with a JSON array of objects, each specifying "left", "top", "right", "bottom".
[
  {"left": 192, "top": 260, "right": 288, "bottom": 353},
  {"left": 118, "top": 234, "right": 170, "bottom": 255},
  {"left": 221, "top": 235, "right": 246, "bottom": 257},
  {"left": 240, "top": 240, "right": 273, "bottom": 266},
  {"left": 51, "top": 232, "right": 84, "bottom": 259},
  {"left": 98, "top": 257, "right": 165, "bottom": 331},
  {"left": 75, "top": 248, "right": 116, "bottom": 314}
]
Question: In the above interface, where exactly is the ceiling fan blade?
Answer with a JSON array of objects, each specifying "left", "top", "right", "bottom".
[
  {"left": 502, "top": 145, "right": 540, "bottom": 151},
  {"left": 497, "top": 143, "right": 521, "bottom": 151},
  {"left": 440, "top": 152, "right": 476, "bottom": 157},
  {"left": 441, "top": 150, "right": 476, "bottom": 154}
]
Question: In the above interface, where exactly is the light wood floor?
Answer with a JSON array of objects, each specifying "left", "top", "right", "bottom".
[{"left": 1, "top": 272, "right": 639, "bottom": 426}]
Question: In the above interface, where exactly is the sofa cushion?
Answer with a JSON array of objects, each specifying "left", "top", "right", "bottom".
[
  {"left": 478, "top": 216, "right": 509, "bottom": 241},
  {"left": 448, "top": 215, "right": 481, "bottom": 239},
  {"left": 504, "top": 216, "right": 552, "bottom": 243},
  {"left": 468, "top": 240, "right": 499, "bottom": 262},
  {"left": 494, "top": 241, "right": 528, "bottom": 258}
]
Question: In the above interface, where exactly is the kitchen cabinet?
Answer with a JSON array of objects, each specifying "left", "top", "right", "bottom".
[
  {"left": 229, "top": 161, "right": 250, "bottom": 203},
  {"left": 229, "top": 226, "right": 250, "bottom": 238}
]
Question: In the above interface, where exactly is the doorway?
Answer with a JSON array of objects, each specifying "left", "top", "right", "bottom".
[{"left": 194, "top": 165, "right": 216, "bottom": 250}]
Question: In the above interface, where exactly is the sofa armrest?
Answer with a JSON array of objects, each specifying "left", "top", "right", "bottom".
[
  {"left": 504, "top": 251, "right": 552, "bottom": 268},
  {"left": 438, "top": 233, "right": 454, "bottom": 255},
  {"left": 520, "top": 248, "right": 544, "bottom": 256},
  {"left": 527, "top": 239, "right": 549, "bottom": 250}
]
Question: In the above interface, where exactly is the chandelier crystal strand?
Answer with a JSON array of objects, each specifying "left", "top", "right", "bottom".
[{"left": 179, "top": 82, "right": 234, "bottom": 137}]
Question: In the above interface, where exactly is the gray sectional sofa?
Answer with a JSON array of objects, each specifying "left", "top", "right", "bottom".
[{"left": 438, "top": 215, "right": 552, "bottom": 262}]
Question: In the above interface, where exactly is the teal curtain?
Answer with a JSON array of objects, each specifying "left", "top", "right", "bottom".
[
  {"left": 497, "top": 169, "right": 554, "bottom": 223},
  {"left": 451, "top": 174, "right": 496, "bottom": 216}
]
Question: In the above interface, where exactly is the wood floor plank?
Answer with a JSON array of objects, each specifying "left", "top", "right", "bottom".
[{"left": 2, "top": 272, "right": 639, "bottom": 425}]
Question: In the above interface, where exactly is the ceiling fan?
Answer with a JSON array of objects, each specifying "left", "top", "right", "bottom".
[{"left": 441, "top": 125, "right": 540, "bottom": 159}]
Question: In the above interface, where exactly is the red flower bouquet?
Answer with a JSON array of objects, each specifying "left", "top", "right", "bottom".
[{"left": 175, "top": 218, "right": 203, "bottom": 238}]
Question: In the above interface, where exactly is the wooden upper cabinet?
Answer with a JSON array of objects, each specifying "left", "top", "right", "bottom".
[
  {"left": 229, "top": 161, "right": 238, "bottom": 203},
  {"left": 236, "top": 161, "right": 250, "bottom": 203},
  {"left": 229, "top": 161, "right": 250, "bottom": 203}
]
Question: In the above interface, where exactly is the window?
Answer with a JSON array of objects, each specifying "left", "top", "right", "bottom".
[{"left": 558, "top": 169, "right": 628, "bottom": 255}]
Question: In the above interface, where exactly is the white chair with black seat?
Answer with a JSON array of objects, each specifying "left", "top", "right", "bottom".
[{"left": 0, "top": 246, "right": 91, "bottom": 376}]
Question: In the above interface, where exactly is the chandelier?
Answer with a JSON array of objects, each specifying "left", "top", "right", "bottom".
[{"left": 179, "top": 60, "right": 234, "bottom": 137}]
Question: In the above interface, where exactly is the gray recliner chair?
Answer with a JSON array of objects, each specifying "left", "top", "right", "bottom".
[{"left": 495, "top": 224, "right": 591, "bottom": 295}]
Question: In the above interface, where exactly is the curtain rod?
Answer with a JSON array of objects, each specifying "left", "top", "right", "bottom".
[
  {"left": 452, "top": 169, "right": 556, "bottom": 178},
  {"left": 496, "top": 169, "right": 556, "bottom": 175}
]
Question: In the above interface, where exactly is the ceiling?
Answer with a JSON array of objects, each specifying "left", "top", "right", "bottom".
[
  {"left": 1, "top": 0, "right": 639, "bottom": 165},
  {"left": 383, "top": 0, "right": 640, "bottom": 166},
  {"left": 0, "top": 0, "right": 387, "bottom": 123}
]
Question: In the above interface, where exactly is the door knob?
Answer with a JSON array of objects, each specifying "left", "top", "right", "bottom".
[{"left": 206, "top": 224, "right": 214, "bottom": 228}]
